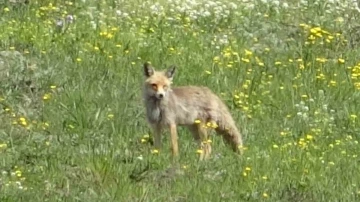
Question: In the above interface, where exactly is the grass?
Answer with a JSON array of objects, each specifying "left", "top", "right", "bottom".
[{"left": 1, "top": 0, "right": 360, "bottom": 201}]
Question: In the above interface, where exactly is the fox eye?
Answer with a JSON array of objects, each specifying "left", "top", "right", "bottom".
[
  {"left": 151, "top": 84, "right": 157, "bottom": 90},
  {"left": 163, "top": 85, "right": 168, "bottom": 90}
]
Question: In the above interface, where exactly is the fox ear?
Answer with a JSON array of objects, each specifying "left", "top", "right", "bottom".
[
  {"left": 144, "top": 62, "right": 154, "bottom": 77},
  {"left": 165, "top": 65, "right": 176, "bottom": 79}
]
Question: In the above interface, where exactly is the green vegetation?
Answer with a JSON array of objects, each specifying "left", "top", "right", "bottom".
[{"left": 1, "top": 0, "right": 360, "bottom": 201}]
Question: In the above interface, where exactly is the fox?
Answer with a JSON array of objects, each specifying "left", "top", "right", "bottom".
[{"left": 142, "top": 62, "right": 244, "bottom": 160}]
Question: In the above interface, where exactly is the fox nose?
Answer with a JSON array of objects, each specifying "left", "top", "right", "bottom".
[{"left": 158, "top": 93, "right": 164, "bottom": 99}]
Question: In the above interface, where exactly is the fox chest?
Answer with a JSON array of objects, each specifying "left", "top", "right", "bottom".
[
  {"left": 146, "top": 105, "right": 172, "bottom": 125},
  {"left": 147, "top": 106, "right": 162, "bottom": 123}
]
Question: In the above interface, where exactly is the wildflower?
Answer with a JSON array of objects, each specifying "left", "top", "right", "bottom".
[
  {"left": 310, "top": 27, "right": 322, "bottom": 34},
  {"left": 107, "top": 114, "right": 114, "bottom": 119},
  {"left": 316, "top": 58, "right": 327, "bottom": 63},
  {"left": 43, "top": 93, "right": 51, "bottom": 100},
  {"left": 196, "top": 149, "right": 203, "bottom": 154},
  {"left": 194, "top": 119, "right": 201, "bottom": 124},
  {"left": 0, "top": 143, "right": 7, "bottom": 149},
  {"left": 274, "top": 61, "right": 282, "bottom": 65},
  {"left": 19, "top": 117, "right": 27, "bottom": 126},
  {"left": 272, "top": 144, "right": 279, "bottom": 149},
  {"left": 4, "top": 7, "right": 10, "bottom": 12},
  {"left": 141, "top": 138, "right": 147, "bottom": 143},
  {"left": 241, "top": 58, "right": 250, "bottom": 63},
  {"left": 262, "top": 176, "right": 268, "bottom": 180},
  {"left": 15, "top": 170, "right": 22, "bottom": 177},
  {"left": 244, "top": 49, "right": 253, "bottom": 56},
  {"left": 245, "top": 167, "right": 251, "bottom": 171},
  {"left": 151, "top": 149, "right": 159, "bottom": 154},
  {"left": 329, "top": 80, "right": 337, "bottom": 86},
  {"left": 263, "top": 193, "right": 269, "bottom": 198},
  {"left": 338, "top": 58, "right": 345, "bottom": 64},
  {"left": 205, "top": 70, "right": 211, "bottom": 74},
  {"left": 76, "top": 58, "right": 82, "bottom": 62},
  {"left": 50, "top": 85, "right": 57, "bottom": 89},
  {"left": 306, "top": 134, "right": 313, "bottom": 140}
]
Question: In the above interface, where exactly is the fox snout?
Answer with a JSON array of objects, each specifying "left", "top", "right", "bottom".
[
  {"left": 156, "top": 91, "right": 165, "bottom": 99},
  {"left": 154, "top": 86, "right": 167, "bottom": 99}
]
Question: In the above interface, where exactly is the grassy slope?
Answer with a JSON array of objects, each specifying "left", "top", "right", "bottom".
[{"left": 1, "top": 0, "right": 360, "bottom": 201}]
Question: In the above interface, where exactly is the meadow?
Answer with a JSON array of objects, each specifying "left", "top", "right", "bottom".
[{"left": 1, "top": 0, "right": 360, "bottom": 201}]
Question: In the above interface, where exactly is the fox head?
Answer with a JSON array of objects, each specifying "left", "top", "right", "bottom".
[{"left": 143, "top": 62, "right": 176, "bottom": 100}]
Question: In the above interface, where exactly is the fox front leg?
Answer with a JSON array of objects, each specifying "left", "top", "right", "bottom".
[{"left": 152, "top": 125, "right": 162, "bottom": 150}]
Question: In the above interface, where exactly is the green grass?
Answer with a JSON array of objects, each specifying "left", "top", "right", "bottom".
[{"left": 1, "top": 0, "right": 360, "bottom": 201}]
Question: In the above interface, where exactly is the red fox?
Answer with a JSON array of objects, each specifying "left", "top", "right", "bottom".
[{"left": 142, "top": 62, "right": 243, "bottom": 160}]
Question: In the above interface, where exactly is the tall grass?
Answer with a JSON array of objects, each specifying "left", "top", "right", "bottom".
[{"left": 1, "top": 0, "right": 360, "bottom": 201}]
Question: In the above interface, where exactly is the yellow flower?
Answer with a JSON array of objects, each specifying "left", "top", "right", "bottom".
[
  {"left": 194, "top": 119, "right": 201, "bottom": 124},
  {"left": 244, "top": 49, "right": 253, "bottom": 56},
  {"left": 50, "top": 85, "right": 57, "bottom": 89},
  {"left": 272, "top": 144, "right": 279, "bottom": 149},
  {"left": 151, "top": 149, "right": 159, "bottom": 154},
  {"left": 107, "top": 114, "right": 114, "bottom": 119},
  {"left": 15, "top": 170, "right": 22, "bottom": 177},
  {"left": 245, "top": 167, "right": 251, "bottom": 171},
  {"left": 316, "top": 58, "right": 327, "bottom": 63},
  {"left": 76, "top": 58, "right": 82, "bottom": 62},
  {"left": 0, "top": 143, "right": 7, "bottom": 149},
  {"left": 263, "top": 193, "right": 269, "bottom": 198},
  {"left": 19, "top": 117, "right": 27, "bottom": 126},
  {"left": 196, "top": 149, "right": 203, "bottom": 154},
  {"left": 213, "top": 56, "right": 221, "bottom": 63},
  {"left": 306, "top": 134, "right": 313, "bottom": 140},
  {"left": 241, "top": 58, "right": 250, "bottom": 63},
  {"left": 4, "top": 7, "right": 10, "bottom": 12},
  {"left": 310, "top": 27, "right": 321, "bottom": 34},
  {"left": 43, "top": 93, "right": 51, "bottom": 100},
  {"left": 338, "top": 58, "right": 345, "bottom": 64},
  {"left": 205, "top": 70, "right": 211, "bottom": 74}
]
